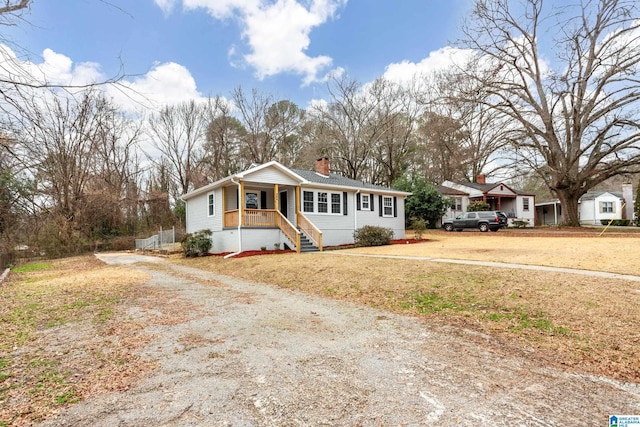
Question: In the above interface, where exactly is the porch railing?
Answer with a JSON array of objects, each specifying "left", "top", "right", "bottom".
[
  {"left": 244, "top": 209, "right": 277, "bottom": 227},
  {"left": 297, "top": 212, "right": 322, "bottom": 251},
  {"left": 222, "top": 208, "right": 322, "bottom": 252},
  {"left": 276, "top": 211, "right": 300, "bottom": 251},
  {"left": 224, "top": 210, "right": 239, "bottom": 227}
]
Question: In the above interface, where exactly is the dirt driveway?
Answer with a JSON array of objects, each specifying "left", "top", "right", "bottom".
[{"left": 37, "top": 253, "right": 639, "bottom": 426}]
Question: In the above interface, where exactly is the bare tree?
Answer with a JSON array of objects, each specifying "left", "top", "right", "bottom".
[
  {"left": 232, "top": 87, "right": 275, "bottom": 165},
  {"left": 4, "top": 89, "right": 140, "bottom": 254},
  {"left": 414, "top": 112, "right": 470, "bottom": 183},
  {"left": 312, "top": 77, "right": 392, "bottom": 181},
  {"left": 265, "top": 100, "right": 305, "bottom": 166},
  {"left": 462, "top": 0, "right": 640, "bottom": 225},
  {"left": 147, "top": 100, "right": 211, "bottom": 199},
  {"left": 432, "top": 68, "right": 512, "bottom": 182},
  {"left": 202, "top": 97, "right": 247, "bottom": 181},
  {"left": 369, "top": 81, "right": 420, "bottom": 187}
]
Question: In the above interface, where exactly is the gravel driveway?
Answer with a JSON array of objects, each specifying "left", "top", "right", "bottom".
[{"left": 39, "top": 253, "right": 640, "bottom": 426}]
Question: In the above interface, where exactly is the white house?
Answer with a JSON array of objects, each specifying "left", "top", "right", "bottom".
[
  {"left": 438, "top": 175, "right": 536, "bottom": 227},
  {"left": 181, "top": 158, "right": 410, "bottom": 255},
  {"left": 535, "top": 184, "right": 635, "bottom": 226}
]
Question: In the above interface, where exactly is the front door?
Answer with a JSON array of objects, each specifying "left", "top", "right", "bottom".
[{"left": 279, "top": 191, "right": 288, "bottom": 218}]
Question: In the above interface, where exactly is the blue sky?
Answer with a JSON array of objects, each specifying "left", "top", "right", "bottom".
[{"left": 5, "top": 0, "right": 473, "bottom": 110}]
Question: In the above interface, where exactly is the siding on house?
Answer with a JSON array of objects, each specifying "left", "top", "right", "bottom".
[
  {"left": 186, "top": 188, "right": 222, "bottom": 233},
  {"left": 579, "top": 192, "right": 623, "bottom": 225}
]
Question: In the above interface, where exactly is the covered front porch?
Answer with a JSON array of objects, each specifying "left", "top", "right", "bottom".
[
  {"left": 469, "top": 194, "right": 517, "bottom": 216},
  {"left": 221, "top": 182, "right": 322, "bottom": 252}
]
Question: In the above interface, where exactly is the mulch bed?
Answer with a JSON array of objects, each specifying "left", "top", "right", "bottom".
[{"left": 212, "top": 238, "right": 427, "bottom": 258}]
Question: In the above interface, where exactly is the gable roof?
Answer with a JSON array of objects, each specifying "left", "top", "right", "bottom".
[
  {"left": 440, "top": 180, "right": 534, "bottom": 197},
  {"left": 579, "top": 191, "right": 623, "bottom": 201},
  {"left": 435, "top": 184, "right": 467, "bottom": 196},
  {"left": 181, "top": 161, "right": 410, "bottom": 200}
]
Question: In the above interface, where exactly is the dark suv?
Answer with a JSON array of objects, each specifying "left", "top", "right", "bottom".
[{"left": 443, "top": 211, "right": 508, "bottom": 232}]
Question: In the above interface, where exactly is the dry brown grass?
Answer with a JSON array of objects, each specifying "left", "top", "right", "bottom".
[
  {"left": 177, "top": 229, "right": 640, "bottom": 383},
  {"left": 354, "top": 228, "right": 640, "bottom": 275},
  {"left": 0, "top": 256, "right": 153, "bottom": 426}
]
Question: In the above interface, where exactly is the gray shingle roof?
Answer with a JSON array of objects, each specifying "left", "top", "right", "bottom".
[
  {"left": 580, "top": 191, "right": 623, "bottom": 201},
  {"left": 292, "top": 169, "right": 402, "bottom": 193}
]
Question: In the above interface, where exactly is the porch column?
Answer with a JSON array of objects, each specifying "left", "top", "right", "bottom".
[
  {"left": 239, "top": 181, "right": 245, "bottom": 226},
  {"left": 274, "top": 184, "right": 279, "bottom": 211},
  {"left": 222, "top": 187, "right": 227, "bottom": 227},
  {"left": 296, "top": 186, "right": 301, "bottom": 214},
  {"left": 497, "top": 196, "right": 501, "bottom": 210}
]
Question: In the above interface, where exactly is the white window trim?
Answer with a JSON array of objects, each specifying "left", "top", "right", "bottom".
[
  {"left": 207, "top": 192, "right": 215, "bottom": 217},
  {"left": 523, "top": 197, "right": 530, "bottom": 211},
  {"left": 361, "top": 194, "right": 370, "bottom": 210},
  {"left": 601, "top": 201, "right": 614, "bottom": 213},
  {"left": 303, "top": 191, "right": 314, "bottom": 213},
  {"left": 305, "top": 190, "right": 343, "bottom": 215},
  {"left": 331, "top": 193, "right": 341, "bottom": 214},
  {"left": 318, "top": 192, "right": 329, "bottom": 213},
  {"left": 382, "top": 195, "right": 394, "bottom": 217}
]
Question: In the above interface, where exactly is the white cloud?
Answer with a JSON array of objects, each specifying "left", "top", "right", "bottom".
[
  {"left": 0, "top": 45, "right": 204, "bottom": 114},
  {"left": 382, "top": 46, "right": 474, "bottom": 85},
  {"left": 106, "top": 62, "right": 204, "bottom": 113},
  {"left": 176, "top": 0, "right": 346, "bottom": 84},
  {"left": 0, "top": 45, "right": 104, "bottom": 87},
  {"left": 154, "top": 0, "right": 178, "bottom": 15}
]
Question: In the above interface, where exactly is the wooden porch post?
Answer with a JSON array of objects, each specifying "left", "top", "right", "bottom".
[
  {"left": 296, "top": 186, "right": 301, "bottom": 214},
  {"left": 222, "top": 187, "right": 227, "bottom": 227},
  {"left": 239, "top": 181, "right": 245, "bottom": 226},
  {"left": 274, "top": 184, "right": 279, "bottom": 211}
]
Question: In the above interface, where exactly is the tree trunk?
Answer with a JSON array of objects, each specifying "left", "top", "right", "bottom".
[{"left": 555, "top": 189, "right": 582, "bottom": 226}]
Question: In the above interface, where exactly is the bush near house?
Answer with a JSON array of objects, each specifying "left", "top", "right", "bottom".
[
  {"left": 411, "top": 218, "right": 426, "bottom": 240},
  {"left": 393, "top": 174, "right": 451, "bottom": 229},
  {"left": 353, "top": 225, "right": 394, "bottom": 247},
  {"left": 467, "top": 201, "right": 491, "bottom": 211},
  {"left": 600, "top": 219, "right": 631, "bottom": 226},
  {"left": 181, "top": 229, "right": 212, "bottom": 257}
]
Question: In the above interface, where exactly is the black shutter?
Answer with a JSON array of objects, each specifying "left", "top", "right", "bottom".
[
  {"left": 356, "top": 193, "right": 361, "bottom": 211},
  {"left": 370, "top": 194, "right": 375, "bottom": 211},
  {"left": 260, "top": 191, "right": 267, "bottom": 209},
  {"left": 343, "top": 192, "right": 348, "bottom": 215},
  {"left": 379, "top": 195, "right": 383, "bottom": 217},
  {"left": 236, "top": 189, "right": 240, "bottom": 209},
  {"left": 393, "top": 196, "right": 397, "bottom": 218}
]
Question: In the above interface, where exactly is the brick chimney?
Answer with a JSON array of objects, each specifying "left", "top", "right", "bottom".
[
  {"left": 475, "top": 174, "right": 486, "bottom": 184},
  {"left": 315, "top": 157, "right": 330, "bottom": 176}
]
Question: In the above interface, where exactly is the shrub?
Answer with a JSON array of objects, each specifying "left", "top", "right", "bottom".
[
  {"left": 411, "top": 218, "right": 426, "bottom": 240},
  {"left": 353, "top": 225, "right": 394, "bottom": 247},
  {"left": 467, "top": 201, "right": 491, "bottom": 211},
  {"left": 181, "top": 229, "right": 212, "bottom": 257},
  {"left": 599, "top": 219, "right": 631, "bottom": 226}
]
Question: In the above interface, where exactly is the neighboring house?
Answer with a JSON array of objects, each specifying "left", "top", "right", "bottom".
[
  {"left": 181, "top": 158, "right": 410, "bottom": 255},
  {"left": 535, "top": 183, "right": 635, "bottom": 226},
  {"left": 438, "top": 175, "right": 536, "bottom": 227}
]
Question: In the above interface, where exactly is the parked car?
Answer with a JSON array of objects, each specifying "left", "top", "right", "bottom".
[{"left": 443, "top": 211, "right": 508, "bottom": 232}]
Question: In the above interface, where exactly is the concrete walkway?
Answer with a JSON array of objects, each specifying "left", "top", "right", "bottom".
[{"left": 331, "top": 252, "right": 640, "bottom": 282}]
